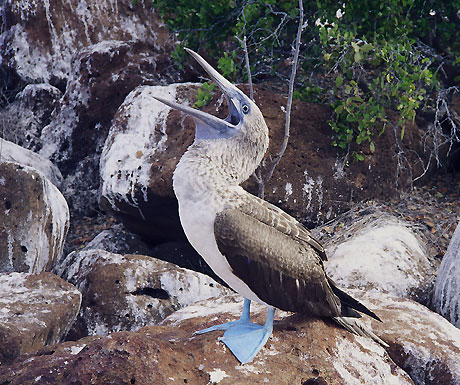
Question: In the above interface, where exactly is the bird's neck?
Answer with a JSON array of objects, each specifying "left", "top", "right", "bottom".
[{"left": 173, "top": 135, "right": 267, "bottom": 200}]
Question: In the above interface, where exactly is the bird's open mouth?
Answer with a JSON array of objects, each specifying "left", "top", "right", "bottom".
[{"left": 153, "top": 48, "right": 244, "bottom": 138}]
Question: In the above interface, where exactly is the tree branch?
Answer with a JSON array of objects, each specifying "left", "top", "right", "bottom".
[{"left": 257, "top": 0, "right": 304, "bottom": 199}]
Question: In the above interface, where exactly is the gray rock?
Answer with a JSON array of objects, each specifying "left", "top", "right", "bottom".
[
  {"left": 0, "top": 84, "right": 62, "bottom": 153},
  {"left": 0, "top": 272, "right": 81, "bottom": 365},
  {"left": 433, "top": 219, "right": 460, "bottom": 327},
  {"left": 58, "top": 249, "right": 231, "bottom": 339},
  {"left": 0, "top": 162, "right": 69, "bottom": 273},
  {"left": 37, "top": 40, "right": 182, "bottom": 216}
]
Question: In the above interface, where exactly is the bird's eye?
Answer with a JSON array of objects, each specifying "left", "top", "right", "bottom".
[{"left": 242, "top": 104, "right": 249, "bottom": 114}]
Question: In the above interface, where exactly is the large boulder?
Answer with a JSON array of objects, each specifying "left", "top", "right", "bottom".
[
  {"left": 0, "top": 272, "right": 81, "bottom": 365},
  {"left": 0, "top": 294, "right": 414, "bottom": 385},
  {"left": 38, "top": 39, "right": 184, "bottom": 216},
  {"left": 100, "top": 82, "right": 431, "bottom": 245},
  {"left": 0, "top": 162, "right": 69, "bottom": 273},
  {"left": 319, "top": 207, "right": 435, "bottom": 302},
  {"left": 56, "top": 249, "right": 231, "bottom": 339},
  {"left": 100, "top": 83, "right": 197, "bottom": 241},
  {"left": 433, "top": 219, "right": 460, "bottom": 327}
]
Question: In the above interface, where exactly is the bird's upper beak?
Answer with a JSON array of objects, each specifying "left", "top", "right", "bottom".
[{"left": 153, "top": 48, "right": 244, "bottom": 139}]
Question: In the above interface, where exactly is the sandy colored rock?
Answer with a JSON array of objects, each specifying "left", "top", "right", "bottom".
[{"left": 0, "top": 272, "right": 81, "bottom": 365}]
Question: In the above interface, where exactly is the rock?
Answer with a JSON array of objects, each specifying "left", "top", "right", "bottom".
[
  {"left": 37, "top": 39, "right": 184, "bottom": 216},
  {"left": 0, "top": 272, "right": 81, "bottom": 365},
  {"left": 318, "top": 206, "right": 435, "bottom": 302},
  {"left": 433, "top": 219, "right": 460, "bottom": 327},
  {"left": 0, "top": 162, "right": 69, "bottom": 273},
  {"left": 75, "top": 222, "right": 152, "bottom": 256},
  {"left": 357, "top": 291, "right": 460, "bottom": 385},
  {"left": 0, "top": 84, "right": 62, "bottom": 153},
  {"left": 0, "top": 138, "right": 63, "bottom": 187},
  {"left": 100, "top": 82, "right": 431, "bottom": 245},
  {"left": 56, "top": 249, "right": 231, "bottom": 339},
  {"left": 100, "top": 83, "right": 197, "bottom": 241},
  {"left": 0, "top": 294, "right": 414, "bottom": 385},
  {"left": 0, "top": 0, "right": 173, "bottom": 86}
]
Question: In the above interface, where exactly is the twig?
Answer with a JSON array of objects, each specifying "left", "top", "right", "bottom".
[
  {"left": 236, "top": 36, "right": 254, "bottom": 101},
  {"left": 257, "top": 0, "right": 304, "bottom": 199}
]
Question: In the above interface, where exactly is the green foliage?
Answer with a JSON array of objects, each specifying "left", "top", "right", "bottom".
[
  {"left": 293, "top": 81, "right": 325, "bottom": 103},
  {"left": 217, "top": 51, "right": 238, "bottom": 81},
  {"left": 316, "top": 1, "right": 445, "bottom": 158},
  {"left": 194, "top": 82, "right": 215, "bottom": 108},
  {"left": 144, "top": 0, "right": 460, "bottom": 159}
]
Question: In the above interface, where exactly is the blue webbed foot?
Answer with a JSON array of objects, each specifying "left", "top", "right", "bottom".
[{"left": 195, "top": 298, "right": 275, "bottom": 364}]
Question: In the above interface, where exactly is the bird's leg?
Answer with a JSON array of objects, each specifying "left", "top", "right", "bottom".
[
  {"left": 220, "top": 306, "right": 275, "bottom": 364},
  {"left": 195, "top": 298, "right": 252, "bottom": 334},
  {"left": 195, "top": 298, "right": 275, "bottom": 364}
]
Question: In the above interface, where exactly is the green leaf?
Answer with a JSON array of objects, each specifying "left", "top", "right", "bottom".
[{"left": 335, "top": 76, "right": 344, "bottom": 88}]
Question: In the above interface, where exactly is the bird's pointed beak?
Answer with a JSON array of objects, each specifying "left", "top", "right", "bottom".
[{"left": 153, "top": 48, "right": 243, "bottom": 140}]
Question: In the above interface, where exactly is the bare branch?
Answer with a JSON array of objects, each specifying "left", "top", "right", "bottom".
[
  {"left": 257, "top": 0, "right": 304, "bottom": 199},
  {"left": 236, "top": 36, "right": 254, "bottom": 101}
]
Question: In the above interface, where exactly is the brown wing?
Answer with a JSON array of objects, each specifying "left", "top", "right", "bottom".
[
  {"left": 214, "top": 208, "right": 342, "bottom": 316},
  {"left": 236, "top": 194, "right": 327, "bottom": 261}
]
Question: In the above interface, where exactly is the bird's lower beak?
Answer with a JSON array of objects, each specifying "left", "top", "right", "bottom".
[{"left": 153, "top": 49, "right": 241, "bottom": 138}]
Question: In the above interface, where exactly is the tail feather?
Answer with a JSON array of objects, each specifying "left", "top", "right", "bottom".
[
  {"left": 333, "top": 316, "right": 389, "bottom": 348},
  {"left": 329, "top": 278, "right": 382, "bottom": 322}
]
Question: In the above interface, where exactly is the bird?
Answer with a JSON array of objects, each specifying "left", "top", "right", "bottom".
[{"left": 154, "top": 48, "right": 386, "bottom": 364}]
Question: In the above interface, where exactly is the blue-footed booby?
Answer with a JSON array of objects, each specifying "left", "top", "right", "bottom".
[{"left": 154, "top": 48, "right": 385, "bottom": 364}]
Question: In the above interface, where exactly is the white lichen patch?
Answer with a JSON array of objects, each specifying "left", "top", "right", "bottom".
[{"left": 207, "top": 369, "right": 229, "bottom": 384}]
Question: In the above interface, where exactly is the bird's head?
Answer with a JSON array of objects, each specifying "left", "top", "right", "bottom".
[{"left": 154, "top": 48, "right": 268, "bottom": 145}]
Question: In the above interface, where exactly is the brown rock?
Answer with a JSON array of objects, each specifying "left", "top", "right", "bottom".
[
  {"left": 57, "top": 249, "right": 231, "bottom": 339},
  {"left": 0, "top": 162, "right": 69, "bottom": 273},
  {"left": 0, "top": 0, "right": 172, "bottom": 85},
  {"left": 0, "top": 294, "right": 413, "bottom": 385},
  {"left": 357, "top": 291, "right": 460, "bottom": 385},
  {"left": 100, "top": 82, "right": 431, "bottom": 244},
  {"left": 0, "top": 272, "right": 81, "bottom": 365}
]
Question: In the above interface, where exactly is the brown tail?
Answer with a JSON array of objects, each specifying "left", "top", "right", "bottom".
[
  {"left": 329, "top": 278, "right": 382, "bottom": 322},
  {"left": 332, "top": 316, "right": 389, "bottom": 348}
]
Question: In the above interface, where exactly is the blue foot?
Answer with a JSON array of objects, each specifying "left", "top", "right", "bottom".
[{"left": 195, "top": 298, "right": 275, "bottom": 364}]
